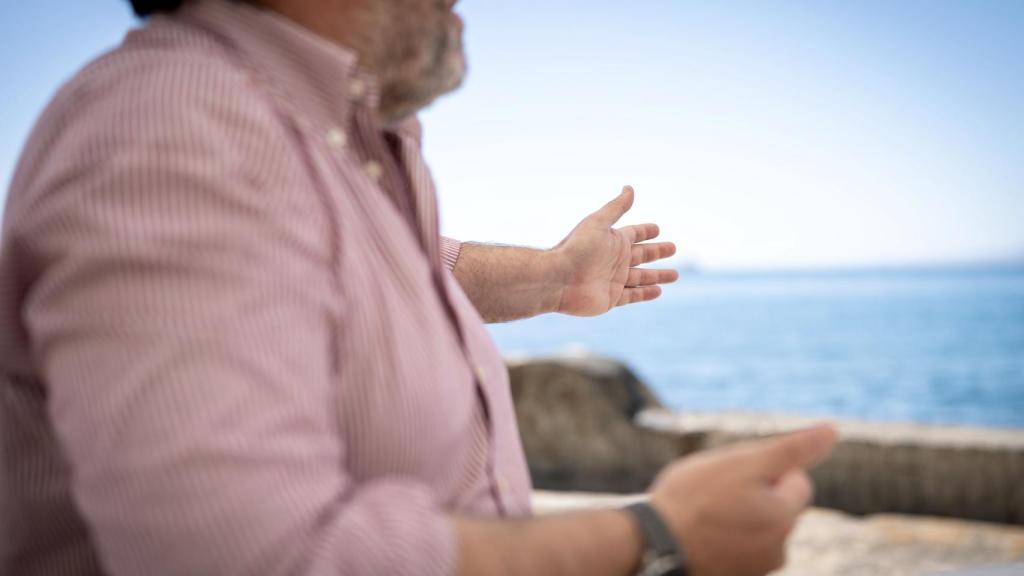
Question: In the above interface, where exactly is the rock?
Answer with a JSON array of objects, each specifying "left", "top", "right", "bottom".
[
  {"left": 531, "top": 491, "right": 1024, "bottom": 576},
  {"left": 507, "top": 356, "right": 686, "bottom": 493}
]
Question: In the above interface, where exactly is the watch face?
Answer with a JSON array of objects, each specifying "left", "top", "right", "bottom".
[{"left": 640, "top": 553, "right": 683, "bottom": 576}]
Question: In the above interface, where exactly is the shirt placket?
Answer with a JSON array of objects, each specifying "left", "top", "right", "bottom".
[{"left": 378, "top": 124, "right": 511, "bottom": 517}]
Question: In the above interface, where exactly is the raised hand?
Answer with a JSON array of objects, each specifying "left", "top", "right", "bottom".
[{"left": 551, "top": 186, "right": 678, "bottom": 316}]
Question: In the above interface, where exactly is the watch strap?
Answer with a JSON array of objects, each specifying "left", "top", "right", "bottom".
[{"left": 625, "top": 501, "right": 688, "bottom": 576}]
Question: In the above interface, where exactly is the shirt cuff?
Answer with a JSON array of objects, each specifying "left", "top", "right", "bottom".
[{"left": 440, "top": 236, "right": 462, "bottom": 273}]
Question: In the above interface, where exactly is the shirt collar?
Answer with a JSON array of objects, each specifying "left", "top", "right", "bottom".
[{"left": 177, "top": 0, "right": 390, "bottom": 136}]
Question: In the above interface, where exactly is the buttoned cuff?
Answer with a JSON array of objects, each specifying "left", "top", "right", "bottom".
[{"left": 440, "top": 236, "right": 462, "bottom": 273}]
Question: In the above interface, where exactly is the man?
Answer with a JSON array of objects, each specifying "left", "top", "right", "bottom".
[{"left": 0, "top": 0, "right": 837, "bottom": 574}]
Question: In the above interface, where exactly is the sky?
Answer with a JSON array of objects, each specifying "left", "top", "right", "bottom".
[{"left": 2, "top": 0, "right": 1022, "bottom": 269}]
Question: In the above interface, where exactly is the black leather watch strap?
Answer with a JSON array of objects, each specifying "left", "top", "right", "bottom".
[{"left": 624, "top": 502, "right": 688, "bottom": 576}]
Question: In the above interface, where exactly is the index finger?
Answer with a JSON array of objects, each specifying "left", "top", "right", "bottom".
[
  {"left": 747, "top": 424, "right": 838, "bottom": 481},
  {"left": 620, "top": 223, "right": 660, "bottom": 243}
]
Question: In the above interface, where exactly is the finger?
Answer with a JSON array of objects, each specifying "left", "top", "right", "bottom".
[
  {"left": 630, "top": 242, "right": 677, "bottom": 266},
  {"left": 616, "top": 285, "right": 662, "bottom": 306},
  {"left": 591, "top": 185, "right": 635, "bottom": 227},
  {"left": 626, "top": 268, "right": 680, "bottom": 287},
  {"left": 620, "top": 223, "right": 660, "bottom": 243},
  {"left": 772, "top": 470, "right": 814, "bottom": 513},
  {"left": 749, "top": 424, "right": 838, "bottom": 481}
]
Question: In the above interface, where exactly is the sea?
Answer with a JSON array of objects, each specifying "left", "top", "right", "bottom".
[{"left": 487, "top": 265, "right": 1024, "bottom": 429}]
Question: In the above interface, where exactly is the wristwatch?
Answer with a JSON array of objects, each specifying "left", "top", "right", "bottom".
[{"left": 624, "top": 502, "right": 689, "bottom": 576}]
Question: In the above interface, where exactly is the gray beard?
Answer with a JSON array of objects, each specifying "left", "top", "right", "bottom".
[{"left": 378, "top": 17, "right": 466, "bottom": 123}]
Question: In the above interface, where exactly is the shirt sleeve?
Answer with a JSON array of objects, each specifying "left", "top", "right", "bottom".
[
  {"left": 17, "top": 57, "right": 456, "bottom": 576},
  {"left": 440, "top": 236, "right": 463, "bottom": 273}
]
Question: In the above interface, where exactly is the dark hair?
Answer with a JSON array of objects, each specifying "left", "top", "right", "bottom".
[{"left": 129, "top": 0, "right": 187, "bottom": 17}]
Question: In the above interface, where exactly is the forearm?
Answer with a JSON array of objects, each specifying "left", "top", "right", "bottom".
[
  {"left": 452, "top": 242, "right": 565, "bottom": 323},
  {"left": 455, "top": 508, "right": 642, "bottom": 576}
]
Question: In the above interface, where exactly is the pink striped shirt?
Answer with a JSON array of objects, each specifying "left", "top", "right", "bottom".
[{"left": 0, "top": 1, "right": 532, "bottom": 574}]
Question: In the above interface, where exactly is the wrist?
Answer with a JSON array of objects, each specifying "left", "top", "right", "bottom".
[
  {"left": 616, "top": 507, "right": 648, "bottom": 574},
  {"left": 541, "top": 247, "right": 571, "bottom": 315}
]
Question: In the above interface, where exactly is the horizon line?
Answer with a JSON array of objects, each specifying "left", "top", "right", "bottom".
[{"left": 675, "top": 257, "right": 1024, "bottom": 275}]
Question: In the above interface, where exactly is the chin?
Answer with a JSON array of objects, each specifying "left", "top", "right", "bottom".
[{"left": 439, "top": 53, "right": 467, "bottom": 93}]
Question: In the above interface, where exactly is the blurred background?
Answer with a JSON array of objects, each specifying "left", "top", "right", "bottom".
[{"left": 3, "top": 1, "right": 1022, "bottom": 427}]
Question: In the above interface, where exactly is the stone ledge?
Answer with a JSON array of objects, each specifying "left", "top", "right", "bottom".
[{"left": 639, "top": 410, "right": 1024, "bottom": 449}]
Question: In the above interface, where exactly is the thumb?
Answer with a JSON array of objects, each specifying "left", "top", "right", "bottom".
[
  {"left": 591, "top": 185, "right": 635, "bottom": 226},
  {"left": 749, "top": 424, "right": 838, "bottom": 482},
  {"left": 772, "top": 470, "right": 814, "bottom": 513}
]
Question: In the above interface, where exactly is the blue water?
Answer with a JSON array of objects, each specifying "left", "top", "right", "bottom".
[{"left": 488, "top": 266, "right": 1024, "bottom": 429}]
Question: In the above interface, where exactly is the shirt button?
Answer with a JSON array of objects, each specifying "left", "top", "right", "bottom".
[
  {"left": 496, "top": 475, "right": 511, "bottom": 494},
  {"left": 364, "top": 161, "right": 383, "bottom": 181},
  {"left": 349, "top": 78, "right": 366, "bottom": 98},
  {"left": 473, "top": 363, "right": 486, "bottom": 384},
  {"left": 325, "top": 127, "right": 347, "bottom": 149}
]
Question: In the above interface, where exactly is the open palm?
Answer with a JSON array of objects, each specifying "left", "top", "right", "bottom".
[{"left": 553, "top": 186, "right": 678, "bottom": 316}]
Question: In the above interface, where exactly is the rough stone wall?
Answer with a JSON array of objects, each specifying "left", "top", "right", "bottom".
[{"left": 509, "top": 355, "right": 1024, "bottom": 525}]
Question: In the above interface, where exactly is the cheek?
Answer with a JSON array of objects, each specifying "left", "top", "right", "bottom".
[
  {"left": 395, "top": 7, "right": 442, "bottom": 49},
  {"left": 414, "top": 11, "right": 451, "bottom": 62},
  {"left": 382, "top": 2, "right": 453, "bottom": 77}
]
